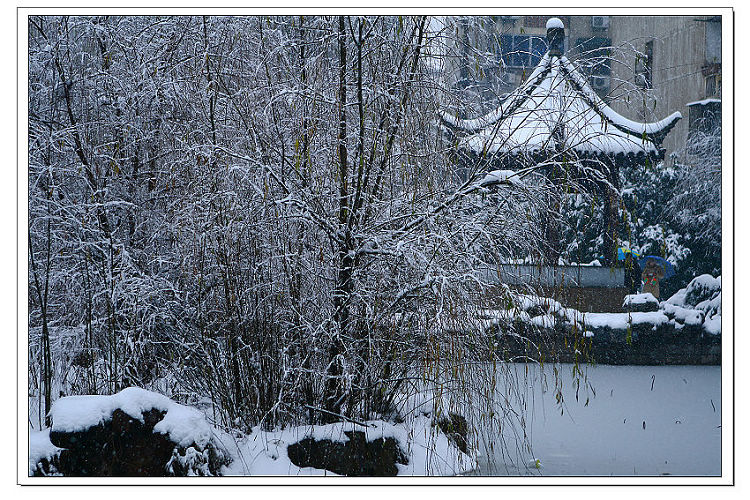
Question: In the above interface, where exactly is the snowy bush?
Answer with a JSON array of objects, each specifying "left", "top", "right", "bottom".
[
  {"left": 27, "top": 16, "right": 564, "bottom": 457},
  {"left": 663, "top": 274, "right": 721, "bottom": 335},
  {"left": 668, "top": 127, "right": 722, "bottom": 281}
]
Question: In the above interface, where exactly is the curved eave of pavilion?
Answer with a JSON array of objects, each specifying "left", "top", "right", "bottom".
[
  {"left": 557, "top": 56, "right": 682, "bottom": 147},
  {"left": 439, "top": 53, "right": 553, "bottom": 134}
]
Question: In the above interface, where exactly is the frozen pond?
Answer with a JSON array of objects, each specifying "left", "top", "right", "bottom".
[{"left": 474, "top": 363, "right": 721, "bottom": 476}]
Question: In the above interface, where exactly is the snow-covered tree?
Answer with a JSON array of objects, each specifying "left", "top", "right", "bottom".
[
  {"left": 667, "top": 125, "right": 722, "bottom": 282},
  {"left": 28, "top": 16, "right": 586, "bottom": 451}
]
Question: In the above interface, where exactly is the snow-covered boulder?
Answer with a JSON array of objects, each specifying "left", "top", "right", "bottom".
[
  {"left": 33, "top": 387, "right": 229, "bottom": 476},
  {"left": 683, "top": 274, "right": 721, "bottom": 309},
  {"left": 33, "top": 389, "right": 475, "bottom": 477},
  {"left": 435, "top": 412, "right": 469, "bottom": 455},
  {"left": 623, "top": 293, "right": 659, "bottom": 312},
  {"left": 286, "top": 429, "right": 408, "bottom": 476}
]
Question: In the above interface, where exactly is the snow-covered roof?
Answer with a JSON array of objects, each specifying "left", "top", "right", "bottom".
[
  {"left": 686, "top": 98, "right": 721, "bottom": 107},
  {"left": 441, "top": 23, "right": 682, "bottom": 160}
]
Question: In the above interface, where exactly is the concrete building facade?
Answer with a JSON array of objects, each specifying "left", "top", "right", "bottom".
[{"left": 607, "top": 15, "right": 721, "bottom": 159}]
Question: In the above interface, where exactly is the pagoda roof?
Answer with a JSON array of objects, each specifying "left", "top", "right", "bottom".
[{"left": 441, "top": 38, "right": 681, "bottom": 161}]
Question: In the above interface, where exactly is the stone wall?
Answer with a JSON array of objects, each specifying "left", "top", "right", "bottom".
[
  {"left": 491, "top": 311, "right": 720, "bottom": 366},
  {"left": 544, "top": 286, "right": 630, "bottom": 313}
]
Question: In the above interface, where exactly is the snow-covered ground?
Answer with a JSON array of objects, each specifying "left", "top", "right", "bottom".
[
  {"left": 474, "top": 363, "right": 721, "bottom": 476},
  {"left": 29, "top": 364, "right": 720, "bottom": 477},
  {"left": 30, "top": 387, "right": 476, "bottom": 476},
  {"left": 216, "top": 415, "right": 475, "bottom": 476}
]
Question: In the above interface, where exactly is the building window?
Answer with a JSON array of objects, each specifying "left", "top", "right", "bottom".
[
  {"left": 499, "top": 34, "right": 548, "bottom": 68},
  {"left": 644, "top": 40, "right": 653, "bottom": 89},
  {"left": 573, "top": 37, "right": 612, "bottom": 95},
  {"left": 636, "top": 40, "right": 654, "bottom": 89},
  {"left": 574, "top": 37, "right": 612, "bottom": 75},
  {"left": 705, "top": 18, "right": 721, "bottom": 64}
]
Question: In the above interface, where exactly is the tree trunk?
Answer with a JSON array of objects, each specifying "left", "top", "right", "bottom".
[
  {"left": 29, "top": 230, "right": 52, "bottom": 427},
  {"left": 326, "top": 15, "right": 351, "bottom": 421},
  {"left": 602, "top": 163, "right": 621, "bottom": 266}
]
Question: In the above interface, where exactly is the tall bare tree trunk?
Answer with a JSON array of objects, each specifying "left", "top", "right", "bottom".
[
  {"left": 326, "top": 15, "right": 351, "bottom": 420},
  {"left": 29, "top": 227, "right": 52, "bottom": 427}
]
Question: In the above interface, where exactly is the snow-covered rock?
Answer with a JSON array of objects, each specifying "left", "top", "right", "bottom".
[
  {"left": 29, "top": 429, "right": 62, "bottom": 476},
  {"left": 34, "top": 387, "right": 475, "bottom": 477},
  {"left": 36, "top": 387, "right": 229, "bottom": 476},
  {"left": 50, "top": 387, "right": 213, "bottom": 448},
  {"left": 623, "top": 293, "right": 659, "bottom": 312}
]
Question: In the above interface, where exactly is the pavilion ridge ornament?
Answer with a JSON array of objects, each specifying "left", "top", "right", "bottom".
[{"left": 546, "top": 17, "right": 565, "bottom": 57}]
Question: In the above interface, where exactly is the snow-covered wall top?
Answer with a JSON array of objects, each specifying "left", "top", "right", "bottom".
[{"left": 686, "top": 98, "right": 721, "bottom": 107}]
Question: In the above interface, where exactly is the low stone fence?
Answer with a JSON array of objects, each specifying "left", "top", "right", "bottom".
[{"left": 490, "top": 313, "right": 720, "bottom": 366}]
